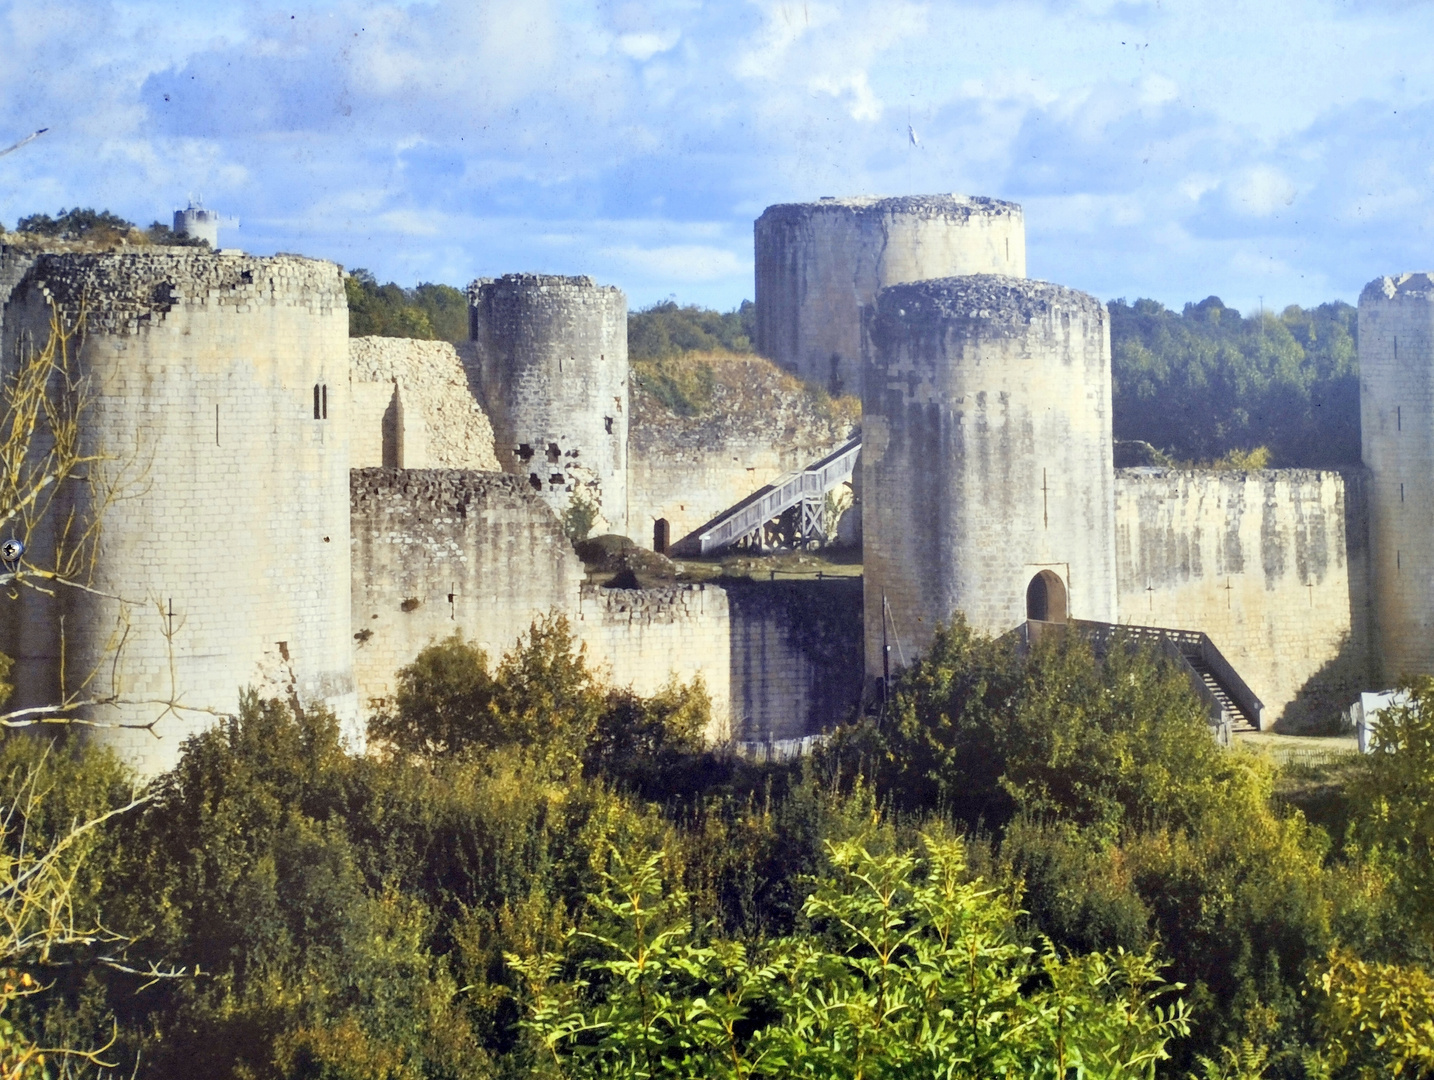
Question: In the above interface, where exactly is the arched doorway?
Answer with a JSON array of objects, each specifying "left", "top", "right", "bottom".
[
  {"left": 1026, "top": 570, "right": 1068, "bottom": 623},
  {"left": 653, "top": 518, "right": 670, "bottom": 554}
]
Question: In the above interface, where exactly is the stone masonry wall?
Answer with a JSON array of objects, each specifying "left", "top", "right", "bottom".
[
  {"left": 0, "top": 250, "right": 355, "bottom": 775},
  {"left": 350, "top": 468, "right": 583, "bottom": 706},
  {"left": 576, "top": 584, "right": 733, "bottom": 741},
  {"left": 349, "top": 336, "right": 499, "bottom": 471},
  {"left": 723, "top": 579, "right": 864, "bottom": 743},
  {"left": 1114, "top": 468, "right": 1371, "bottom": 728}
]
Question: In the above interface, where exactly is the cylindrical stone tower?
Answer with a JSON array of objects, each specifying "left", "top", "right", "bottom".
[
  {"left": 0, "top": 250, "right": 355, "bottom": 774},
  {"left": 755, "top": 195, "right": 1026, "bottom": 397},
  {"left": 862, "top": 275, "right": 1117, "bottom": 677},
  {"left": 1359, "top": 272, "right": 1434, "bottom": 681},
  {"left": 467, "top": 274, "right": 628, "bottom": 536},
  {"left": 173, "top": 202, "right": 221, "bottom": 247}
]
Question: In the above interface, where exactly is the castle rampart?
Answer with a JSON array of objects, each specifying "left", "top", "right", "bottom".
[
  {"left": 755, "top": 195, "right": 1025, "bottom": 397},
  {"left": 1113, "top": 467, "right": 1370, "bottom": 726},
  {"left": 467, "top": 274, "right": 629, "bottom": 535},
  {"left": 0, "top": 249, "right": 355, "bottom": 773},
  {"left": 861, "top": 274, "right": 1117, "bottom": 675},
  {"left": 349, "top": 468, "right": 583, "bottom": 707}
]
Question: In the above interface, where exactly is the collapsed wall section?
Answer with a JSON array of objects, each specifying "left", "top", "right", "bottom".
[
  {"left": 627, "top": 355, "right": 859, "bottom": 550},
  {"left": 1114, "top": 468, "right": 1370, "bottom": 728},
  {"left": 755, "top": 195, "right": 1025, "bottom": 397},
  {"left": 350, "top": 468, "right": 583, "bottom": 706},
  {"left": 0, "top": 250, "right": 354, "bottom": 774},
  {"left": 348, "top": 336, "right": 499, "bottom": 471}
]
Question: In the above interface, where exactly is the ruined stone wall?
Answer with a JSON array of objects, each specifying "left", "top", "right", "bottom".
[
  {"left": 348, "top": 336, "right": 498, "bottom": 471},
  {"left": 1114, "top": 468, "right": 1370, "bottom": 727},
  {"left": 862, "top": 275, "right": 1117, "bottom": 675},
  {"left": 627, "top": 355, "right": 858, "bottom": 549},
  {"left": 1359, "top": 274, "right": 1434, "bottom": 681},
  {"left": 467, "top": 275, "right": 629, "bottom": 535},
  {"left": 0, "top": 251, "right": 355, "bottom": 775},
  {"left": 576, "top": 584, "right": 733, "bottom": 740},
  {"left": 755, "top": 195, "right": 1025, "bottom": 397},
  {"left": 350, "top": 468, "right": 583, "bottom": 707},
  {"left": 724, "top": 579, "right": 864, "bottom": 743}
]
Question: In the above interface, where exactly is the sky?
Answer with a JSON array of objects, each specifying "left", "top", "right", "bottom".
[{"left": 1, "top": 0, "right": 1432, "bottom": 313}]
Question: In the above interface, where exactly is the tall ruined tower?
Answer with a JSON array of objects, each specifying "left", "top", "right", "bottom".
[
  {"left": 466, "top": 274, "right": 629, "bottom": 536},
  {"left": 0, "top": 249, "right": 355, "bottom": 774},
  {"left": 1359, "top": 272, "right": 1434, "bottom": 681},
  {"left": 754, "top": 195, "right": 1025, "bottom": 397},
  {"left": 861, "top": 275, "right": 1117, "bottom": 677}
]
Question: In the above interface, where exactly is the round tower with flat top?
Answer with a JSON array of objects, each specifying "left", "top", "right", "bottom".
[
  {"left": 466, "top": 273, "right": 629, "bottom": 536},
  {"left": 0, "top": 249, "right": 355, "bottom": 774},
  {"left": 1359, "top": 272, "right": 1434, "bottom": 681},
  {"left": 755, "top": 195, "right": 1026, "bottom": 397},
  {"left": 861, "top": 274, "right": 1117, "bottom": 677}
]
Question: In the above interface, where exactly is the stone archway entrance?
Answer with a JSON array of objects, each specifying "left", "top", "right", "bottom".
[
  {"left": 1026, "top": 570, "right": 1068, "bottom": 623},
  {"left": 653, "top": 518, "right": 670, "bottom": 554}
]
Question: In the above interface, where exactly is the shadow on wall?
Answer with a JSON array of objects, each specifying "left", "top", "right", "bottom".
[
  {"left": 1277, "top": 631, "right": 1371, "bottom": 735},
  {"left": 722, "top": 577, "right": 864, "bottom": 743}
]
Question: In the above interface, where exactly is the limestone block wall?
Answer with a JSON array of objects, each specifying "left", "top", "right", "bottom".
[
  {"left": 1359, "top": 274, "right": 1434, "bottom": 680},
  {"left": 862, "top": 275, "right": 1117, "bottom": 676},
  {"left": 467, "top": 275, "right": 629, "bottom": 535},
  {"left": 628, "top": 357, "right": 858, "bottom": 549},
  {"left": 576, "top": 585, "right": 733, "bottom": 741},
  {"left": 724, "top": 580, "right": 864, "bottom": 743},
  {"left": 348, "top": 336, "right": 498, "bottom": 471},
  {"left": 755, "top": 195, "right": 1025, "bottom": 397},
  {"left": 0, "top": 250, "right": 355, "bottom": 775},
  {"left": 1114, "top": 468, "right": 1370, "bottom": 727},
  {"left": 350, "top": 468, "right": 583, "bottom": 706}
]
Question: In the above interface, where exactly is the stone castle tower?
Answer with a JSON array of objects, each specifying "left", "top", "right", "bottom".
[
  {"left": 754, "top": 195, "right": 1026, "bottom": 397},
  {"left": 861, "top": 275, "right": 1117, "bottom": 677},
  {"left": 466, "top": 274, "right": 629, "bottom": 535},
  {"left": 1359, "top": 273, "right": 1434, "bottom": 682},
  {"left": 0, "top": 249, "right": 356, "bottom": 773}
]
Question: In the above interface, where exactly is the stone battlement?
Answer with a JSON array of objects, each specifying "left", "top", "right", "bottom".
[
  {"left": 763, "top": 194, "right": 1022, "bottom": 221},
  {"left": 12, "top": 249, "right": 343, "bottom": 336},
  {"left": 1362, "top": 272, "right": 1434, "bottom": 302},
  {"left": 466, "top": 272, "right": 618, "bottom": 301},
  {"left": 872, "top": 274, "right": 1102, "bottom": 333},
  {"left": 350, "top": 467, "right": 545, "bottom": 514}
]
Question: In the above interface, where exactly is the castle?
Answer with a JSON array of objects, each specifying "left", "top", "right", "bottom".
[{"left": 0, "top": 194, "right": 1422, "bottom": 774}]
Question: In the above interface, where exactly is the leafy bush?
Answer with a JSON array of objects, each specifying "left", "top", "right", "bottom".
[{"left": 512, "top": 835, "right": 1189, "bottom": 1079}]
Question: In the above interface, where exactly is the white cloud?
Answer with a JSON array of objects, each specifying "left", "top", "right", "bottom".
[
  {"left": 617, "top": 29, "right": 680, "bottom": 60},
  {"left": 1228, "top": 166, "right": 1298, "bottom": 217}
]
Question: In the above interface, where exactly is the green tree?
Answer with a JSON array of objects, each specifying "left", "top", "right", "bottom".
[
  {"left": 1349, "top": 676, "right": 1434, "bottom": 946},
  {"left": 512, "top": 835, "right": 1189, "bottom": 1078},
  {"left": 1109, "top": 296, "right": 1359, "bottom": 467},
  {"left": 345, "top": 270, "right": 468, "bottom": 342}
]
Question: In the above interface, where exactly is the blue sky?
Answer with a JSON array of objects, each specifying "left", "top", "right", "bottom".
[{"left": 1, "top": 0, "right": 1432, "bottom": 313}]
